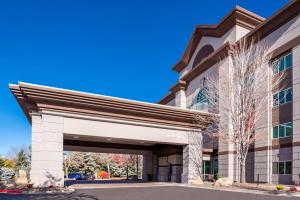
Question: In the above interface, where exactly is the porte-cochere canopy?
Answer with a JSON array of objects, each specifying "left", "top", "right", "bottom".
[{"left": 10, "top": 82, "right": 216, "bottom": 187}]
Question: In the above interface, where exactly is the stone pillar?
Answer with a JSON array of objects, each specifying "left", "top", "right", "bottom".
[
  {"left": 152, "top": 154, "right": 158, "bottom": 181},
  {"left": 218, "top": 140, "right": 235, "bottom": 181},
  {"left": 173, "top": 80, "right": 187, "bottom": 109},
  {"left": 30, "top": 113, "right": 64, "bottom": 187},
  {"left": 253, "top": 108, "right": 271, "bottom": 183},
  {"left": 182, "top": 145, "right": 198, "bottom": 183},
  {"left": 142, "top": 153, "right": 152, "bottom": 182},
  {"left": 168, "top": 154, "right": 182, "bottom": 183},
  {"left": 157, "top": 156, "right": 168, "bottom": 182},
  {"left": 253, "top": 56, "right": 272, "bottom": 184},
  {"left": 218, "top": 154, "right": 235, "bottom": 180},
  {"left": 182, "top": 145, "right": 192, "bottom": 183},
  {"left": 182, "top": 132, "right": 203, "bottom": 183},
  {"left": 292, "top": 45, "right": 300, "bottom": 184},
  {"left": 217, "top": 59, "right": 236, "bottom": 181}
]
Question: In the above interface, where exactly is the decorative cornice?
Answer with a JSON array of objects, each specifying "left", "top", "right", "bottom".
[
  {"left": 158, "top": 81, "right": 187, "bottom": 105},
  {"left": 169, "top": 80, "right": 187, "bottom": 93},
  {"left": 271, "top": 35, "right": 300, "bottom": 60},
  {"left": 244, "top": 0, "right": 300, "bottom": 45},
  {"left": 10, "top": 82, "right": 217, "bottom": 130}
]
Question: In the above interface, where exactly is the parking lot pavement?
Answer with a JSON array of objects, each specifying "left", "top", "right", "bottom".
[{"left": 0, "top": 186, "right": 298, "bottom": 200}]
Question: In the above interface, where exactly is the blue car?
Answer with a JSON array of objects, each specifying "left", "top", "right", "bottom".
[{"left": 68, "top": 173, "right": 84, "bottom": 180}]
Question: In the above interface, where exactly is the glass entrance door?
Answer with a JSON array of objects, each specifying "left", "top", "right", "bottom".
[
  {"left": 203, "top": 160, "right": 211, "bottom": 181},
  {"left": 213, "top": 159, "right": 218, "bottom": 180}
]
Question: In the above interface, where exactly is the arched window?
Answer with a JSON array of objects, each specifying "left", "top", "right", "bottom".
[
  {"left": 196, "top": 88, "right": 207, "bottom": 104},
  {"left": 188, "top": 88, "right": 208, "bottom": 111},
  {"left": 188, "top": 78, "right": 208, "bottom": 111},
  {"left": 192, "top": 45, "right": 214, "bottom": 68}
]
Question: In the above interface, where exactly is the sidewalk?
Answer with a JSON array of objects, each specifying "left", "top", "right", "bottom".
[{"left": 182, "top": 183, "right": 300, "bottom": 198}]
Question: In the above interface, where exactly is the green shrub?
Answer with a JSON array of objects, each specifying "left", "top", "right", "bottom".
[
  {"left": 0, "top": 167, "right": 15, "bottom": 181},
  {"left": 214, "top": 173, "right": 220, "bottom": 180}
]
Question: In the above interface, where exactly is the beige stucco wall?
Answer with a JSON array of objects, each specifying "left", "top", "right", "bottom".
[
  {"left": 265, "top": 15, "right": 300, "bottom": 52},
  {"left": 63, "top": 114, "right": 190, "bottom": 145},
  {"left": 292, "top": 43, "right": 300, "bottom": 183}
]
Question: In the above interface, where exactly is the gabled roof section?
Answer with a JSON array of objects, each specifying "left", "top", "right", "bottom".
[{"left": 172, "top": 5, "right": 265, "bottom": 73}]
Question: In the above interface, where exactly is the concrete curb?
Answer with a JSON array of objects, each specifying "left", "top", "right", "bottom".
[
  {"left": 181, "top": 184, "right": 300, "bottom": 198},
  {"left": 18, "top": 188, "right": 75, "bottom": 195}
]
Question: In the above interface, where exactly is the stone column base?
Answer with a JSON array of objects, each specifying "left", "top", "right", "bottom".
[{"left": 30, "top": 170, "right": 64, "bottom": 187}]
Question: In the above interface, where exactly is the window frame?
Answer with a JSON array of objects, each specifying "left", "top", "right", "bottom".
[
  {"left": 272, "top": 87, "right": 293, "bottom": 107},
  {"left": 272, "top": 161, "right": 292, "bottom": 175},
  {"left": 285, "top": 161, "right": 292, "bottom": 174},
  {"left": 272, "top": 121, "right": 293, "bottom": 139},
  {"left": 272, "top": 52, "right": 292, "bottom": 75}
]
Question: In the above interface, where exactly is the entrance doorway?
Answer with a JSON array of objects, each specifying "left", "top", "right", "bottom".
[{"left": 203, "top": 160, "right": 211, "bottom": 181}]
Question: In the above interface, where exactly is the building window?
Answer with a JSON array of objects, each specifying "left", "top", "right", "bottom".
[
  {"left": 273, "top": 122, "right": 293, "bottom": 139},
  {"left": 196, "top": 88, "right": 207, "bottom": 104},
  {"left": 272, "top": 161, "right": 292, "bottom": 174},
  {"left": 192, "top": 45, "right": 214, "bottom": 68},
  {"left": 273, "top": 87, "right": 292, "bottom": 107},
  {"left": 273, "top": 52, "right": 292, "bottom": 74},
  {"left": 188, "top": 78, "right": 208, "bottom": 111}
]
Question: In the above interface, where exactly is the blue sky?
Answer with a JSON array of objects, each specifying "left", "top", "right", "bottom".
[{"left": 0, "top": 0, "right": 289, "bottom": 156}]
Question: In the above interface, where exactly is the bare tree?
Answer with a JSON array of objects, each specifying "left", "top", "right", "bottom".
[
  {"left": 193, "top": 38, "right": 285, "bottom": 183},
  {"left": 63, "top": 152, "right": 71, "bottom": 177}
]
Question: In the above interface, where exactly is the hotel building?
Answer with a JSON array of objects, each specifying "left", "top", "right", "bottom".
[{"left": 10, "top": 0, "right": 300, "bottom": 186}]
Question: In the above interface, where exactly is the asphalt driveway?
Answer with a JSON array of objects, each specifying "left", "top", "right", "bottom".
[{"left": 0, "top": 186, "right": 298, "bottom": 200}]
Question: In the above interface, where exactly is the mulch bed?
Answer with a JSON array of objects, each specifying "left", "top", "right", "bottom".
[{"left": 0, "top": 189, "right": 23, "bottom": 194}]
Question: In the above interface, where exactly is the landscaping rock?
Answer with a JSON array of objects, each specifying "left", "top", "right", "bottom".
[
  {"left": 16, "top": 170, "right": 28, "bottom": 185},
  {"left": 215, "top": 177, "right": 233, "bottom": 187},
  {"left": 190, "top": 176, "right": 204, "bottom": 185}
]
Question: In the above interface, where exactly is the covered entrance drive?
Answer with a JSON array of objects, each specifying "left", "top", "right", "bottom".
[
  {"left": 64, "top": 136, "right": 185, "bottom": 184},
  {"left": 10, "top": 82, "right": 214, "bottom": 187}
]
